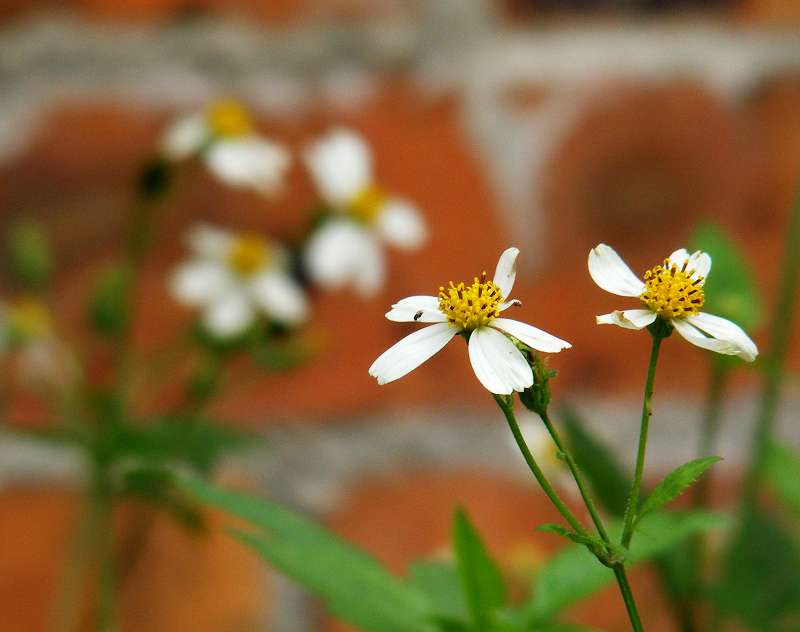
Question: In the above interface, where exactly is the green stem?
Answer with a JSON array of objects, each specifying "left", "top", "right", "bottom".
[
  {"left": 621, "top": 332, "right": 663, "bottom": 548},
  {"left": 493, "top": 394, "right": 588, "bottom": 537},
  {"left": 614, "top": 565, "right": 646, "bottom": 632},
  {"left": 90, "top": 459, "right": 118, "bottom": 632}
]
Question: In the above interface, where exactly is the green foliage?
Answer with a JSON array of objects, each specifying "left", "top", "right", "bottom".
[
  {"left": 635, "top": 456, "right": 722, "bottom": 524},
  {"left": 715, "top": 508, "right": 800, "bottom": 631},
  {"left": 180, "top": 477, "right": 436, "bottom": 632},
  {"left": 517, "top": 511, "right": 728, "bottom": 625},
  {"left": 560, "top": 405, "right": 630, "bottom": 517},
  {"left": 408, "top": 561, "right": 470, "bottom": 627},
  {"left": 452, "top": 508, "right": 507, "bottom": 630},
  {"left": 6, "top": 219, "right": 52, "bottom": 289},
  {"left": 765, "top": 441, "right": 800, "bottom": 517},
  {"left": 88, "top": 264, "right": 132, "bottom": 337},
  {"left": 690, "top": 222, "right": 762, "bottom": 331}
]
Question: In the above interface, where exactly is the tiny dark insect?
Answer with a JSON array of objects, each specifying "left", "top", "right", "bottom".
[{"left": 413, "top": 310, "right": 423, "bottom": 321}]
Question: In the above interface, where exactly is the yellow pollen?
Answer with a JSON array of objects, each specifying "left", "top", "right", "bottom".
[
  {"left": 9, "top": 297, "right": 52, "bottom": 339},
  {"left": 347, "top": 185, "right": 386, "bottom": 224},
  {"left": 640, "top": 258, "right": 705, "bottom": 320},
  {"left": 438, "top": 272, "right": 504, "bottom": 331},
  {"left": 227, "top": 234, "right": 271, "bottom": 277},
  {"left": 206, "top": 100, "right": 252, "bottom": 138}
]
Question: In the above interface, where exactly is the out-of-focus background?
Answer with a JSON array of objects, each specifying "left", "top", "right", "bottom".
[{"left": 0, "top": 1, "right": 799, "bottom": 630}]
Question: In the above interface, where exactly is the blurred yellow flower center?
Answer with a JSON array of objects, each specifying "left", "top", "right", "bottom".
[
  {"left": 9, "top": 297, "right": 52, "bottom": 339},
  {"left": 438, "top": 272, "right": 503, "bottom": 330},
  {"left": 347, "top": 186, "right": 386, "bottom": 224},
  {"left": 207, "top": 100, "right": 252, "bottom": 138},
  {"left": 227, "top": 234, "right": 270, "bottom": 277},
  {"left": 640, "top": 259, "right": 705, "bottom": 320}
]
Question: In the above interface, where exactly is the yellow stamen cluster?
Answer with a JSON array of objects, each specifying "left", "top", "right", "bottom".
[
  {"left": 206, "top": 100, "right": 252, "bottom": 138},
  {"left": 640, "top": 258, "right": 705, "bottom": 320},
  {"left": 438, "top": 272, "right": 503, "bottom": 331},
  {"left": 347, "top": 185, "right": 386, "bottom": 224},
  {"left": 9, "top": 297, "right": 52, "bottom": 339},
  {"left": 227, "top": 234, "right": 271, "bottom": 277}
]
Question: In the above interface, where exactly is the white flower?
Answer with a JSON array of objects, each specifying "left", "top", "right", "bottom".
[
  {"left": 161, "top": 100, "right": 290, "bottom": 195},
  {"left": 170, "top": 224, "right": 308, "bottom": 338},
  {"left": 588, "top": 243, "right": 758, "bottom": 362},
  {"left": 302, "top": 128, "right": 427, "bottom": 296},
  {"left": 368, "top": 248, "right": 571, "bottom": 395}
]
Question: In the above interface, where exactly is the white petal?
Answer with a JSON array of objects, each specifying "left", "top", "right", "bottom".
[
  {"left": 374, "top": 198, "right": 427, "bottom": 249},
  {"left": 186, "top": 223, "right": 234, "bottom": 260},
  {"left": 304, "top": 128, "right": 372, "bottom": 206},
  {"left": 491, "top": 318, "right": 571, "bottom": 353},
  {"left": 684, "top": 312, "right": 758, "bottom": 362},
  {"left": 588, "top": 244, "right": 646, "bottom": 297},
  {"left": 368, "top": 323, "right": 457, "bottom": 385},
  {"left": 203, "top": 292, "right": 255, "bottom": 338},
  {"left": 498, "top": 299, "right": 522, "bottom": 312},
  {"left": 596, "top": 309, "right": 657, "bottom": 330},
  {"left": 668, "top": 248, "right": 712, "bottom": 284},
  {"left": 161, "top": 113, "right": 208, "bottom": 160},
  {"left": 386, "top": 295, "right": 445, "bottom": 323},
  {"left": 205, "top": 138, "right": 290, "bottom": 195},
  {"left": 303, "top": 220, "right": 385, "bottom": 296},
  {"left": 249, "top": 271, "right": 308, "bottom": 326},
  {"left": 468, "top": 326, "right": 533, "bottom": 395},
  {"left": 392, "top": 296, "right": 440, "bottom": 310},
  {"left": 493, "top": 247, "right": 520, "bottom": 299},
  {"left": 170, "top": 260, "right": 232, "bottom": 305}
]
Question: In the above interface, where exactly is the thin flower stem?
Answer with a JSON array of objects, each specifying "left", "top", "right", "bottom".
[
  {"left": 614, "top": 565, "right": 646, "bottom": 632},
  {"left": 621, "top": 332, "right": 663, "bottom": 548},
  {"left": 493, "top": 394, "right": 587, "bottom": 537}
]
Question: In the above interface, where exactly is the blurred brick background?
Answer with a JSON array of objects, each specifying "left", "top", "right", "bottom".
[{"left": 1, "top": 1, "right": 799, "bottom": 630}]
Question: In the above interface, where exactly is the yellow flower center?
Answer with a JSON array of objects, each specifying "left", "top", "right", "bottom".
[
  {"left": 206, "top": 100, "right": 252, "bottom": 138},
  {"left": 438, "top": 272, "right": 504, "bottom": 331},
  {"left": 9, "top": 297, "right": 52, "bottom": 339},
  {"left": 227, "top": 234, "right": 271, "bottom": 277},
  {"left": 640, "top": 258, "right": 705, "bottom": 320},
  {"left": 347, "top": 185, "right": 386, "bottom": 224}
]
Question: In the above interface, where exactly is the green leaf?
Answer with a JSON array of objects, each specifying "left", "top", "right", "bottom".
[
  {"left": 715, "top": 508, "right": 800, "bottom": 631},
  {"left": 6, "top": 219, "right": 52, "bottom": 288},
  {"left": 765, "top": 441, "right": 800, "bottom": 517},
  {"left": 537, "top": 524, "right": 606, "bottom": 551},
  {"left": 181, "top": 477, "right": 435, "bottom": 632},
  {"left": 561, "top": 405, "right": 630, "bottom": 517},
  {"left": 408, "top": 561, "right": 470, "bottom": 626},
  {"left": 518, "top": 511, "right": 728, "bottom": 624},
  {"left": 636, "top": 456, "right": 722, "bottom": 524},
  {"left": 88, "top": 263, "right": 132, "bottom": 337},
  {"left": 452, "top": 508, "right": 507, "bottom": 629},
  {"left": 690, "top": 222, "right": 762, "bottom": 331}
]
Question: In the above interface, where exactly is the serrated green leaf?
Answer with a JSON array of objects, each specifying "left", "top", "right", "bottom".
[
  {"left": 518, "top": 511, "right": 728, "bottom": 624},
  {"left": 453, "top": 508, "right": 507, "bottom": 630},
  {"left": 181, "top": 477, "right": 435, "bottom": 632},
  {"left": 636, "top": 456, "right": 722, "bottom": 524},
  {"left": 408, "top": 561, "right": 470, "bottom": 626},
  {"left": 690, "top": 222, "right": 762, "bottom": 331},
  {"left": 561, "top": 405, "right": 630, "bottom": 517},
  {"left": 765, "top": 441, "right": 800, "bottom": 517},
  {"left": 537, "top": 524, "right": 605, "bottom": 551}
]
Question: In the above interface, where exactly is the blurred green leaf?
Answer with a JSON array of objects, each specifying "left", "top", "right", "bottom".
[
  {"left": 453, "top": 508, "right": 507, "bottom": 630},
  {"left": 715, "top": 508, "right": 800, "bottom": 631},
  {"left": 180, "top": 477, "right": 436, "bottom": 632},
  {"left": 88, "top": 263, "right": 132, "bottom": 337},
  {"left": 408, "top": 561, "right": 470, "bottom": 627},
  {"left": 518, "top": 511, "right": 728, "bottom": 624},
  {"left": 765, "top": 441, "right": 800, "bottom": 517},
  {"left": 636, "top": 456, "right": 722, "bottom": 525},
  {"left": 561, "top": 405, "right": 630, "bottom": 517},
  {"left": 6, "top": 219, "right": 52, "bottom": 288},
  {"left": 690, "top": 222, "right": 762, "bottom": 331}
]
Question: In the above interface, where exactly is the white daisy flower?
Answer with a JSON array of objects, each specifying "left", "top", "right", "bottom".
[
  {"left": 588, "top": 243, "right": 758, "bottom": 362},
  {"left": 303, "top": 128, "right": 427, "bottom": 297},
  {"left": 368, "top": 247, "right": 571, "bottom": 395},
  {"left": 161, "top": 100, "right": 290, "bottom": 196},
  {"left": 171, "top": 224, "right": 308, "bottom": 338}
]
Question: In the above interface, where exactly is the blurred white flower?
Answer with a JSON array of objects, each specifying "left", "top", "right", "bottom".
[
  {"left": 369, "top": 248, "right": 570, "bottom": 395},
  {"left": 161, "top": 100, "right": 290, "bottom": 195},
  {"left": 171, "top": 224, "right": 308, "bottom": 338},
  {"left": 513, "top": 412, "right": 573, "bottom": 490},
  {"left": 589, "top": 244, "right": 758, "bottom": 361},
  {"left": 303, "top": 128, "right": 427, "bottom": 296}
]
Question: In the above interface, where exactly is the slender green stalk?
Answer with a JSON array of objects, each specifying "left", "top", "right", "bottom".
[
  {"left": 90, "top": 459, "right": 118, "bottom": 632},
  {"left": 614, "top": 565, "right": 646, "bottom": 632},
  {"left": 493, "top": 394, "right": 587, "bottom": 537},
  {"left": 621, "top": 332, "right": 663, "bottom": 548}
]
